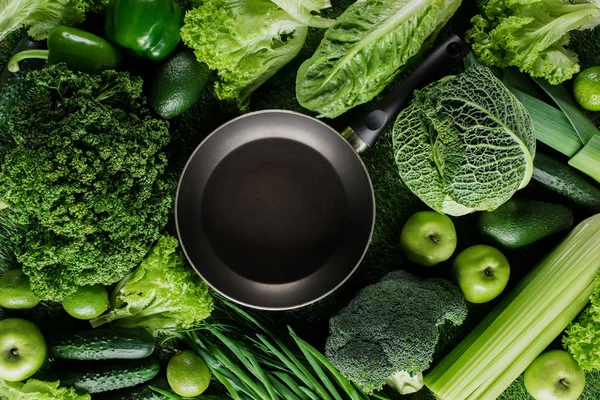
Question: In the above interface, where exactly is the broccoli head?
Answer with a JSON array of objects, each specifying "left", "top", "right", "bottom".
[{"left": 325, "top": 270, "right": 468, "bottom": 395}]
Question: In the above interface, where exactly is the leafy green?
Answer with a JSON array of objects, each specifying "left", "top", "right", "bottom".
[
  {"left": 466, "top": 0, "right": 600, "bottom": 84},
  {"left": 563, "top": 272, "right": 600, "bottom": 371},
  {"left": 295, "top": 0, "right": 463, "bottom": 118},
  {"left": 0, "top": 379, "right": 90, "bottom": 400},
  {"left": 0, "top": 64, "right": 175, "bottom": 301},
  {"left": 392, "top": 64, "right": 535, "bottom": 216},
  {"left": 181, "top": 0, "right": 332, "bottom": 111},
  {"left": 90, "top": 234, "right": 213, "bottom": 334},
  {"left": 0, "top": 0, "right": 107, "bottom": 42},
  {"left": 325, "top": 270, "right": 468, "bottom": 395}
]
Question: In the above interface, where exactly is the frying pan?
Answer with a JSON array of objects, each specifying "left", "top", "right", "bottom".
[{"left": 176, "top": 35, "right": 470, "bottom": 310}]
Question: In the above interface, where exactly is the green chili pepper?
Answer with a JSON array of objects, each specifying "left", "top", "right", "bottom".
[
  {"left": 8, "top": 26, "right": 122, "bottom": 74},
  {"left": 105, "top": 0, "right": 183, "bottom": 61}
]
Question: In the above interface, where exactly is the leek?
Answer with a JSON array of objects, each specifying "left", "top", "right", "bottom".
[
  {"left": 569, "top": 135, "right": 600, "bottom": 183},
  {"left": 424, "top": 214, "right": 600, "bottom": 400}
]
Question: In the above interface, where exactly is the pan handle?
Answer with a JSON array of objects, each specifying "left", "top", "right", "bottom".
[{"left": 345, "top": 35, "right": 470, "bottom": 153}]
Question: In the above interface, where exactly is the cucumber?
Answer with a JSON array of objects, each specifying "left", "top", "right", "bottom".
[
  {"left": 93, "top": 377, "right": 170, "bottom": 400},
  {"left": 478, "top": 198, "right": 574, "bottom": 249},
  {"left": 58, "top": 357, "right": 160, "bottom": 393},
  {"left": 149, "top": 48, "right": 211, "bottom": 119},
  {"left": 532, "top": 152, "right": 600, "bottom": 213},
  {"left": 0, "top": 35, "right": 45, "bottom": 126},
  {"left": 49, "top": 327, "right": 154, "bottom": 360}
]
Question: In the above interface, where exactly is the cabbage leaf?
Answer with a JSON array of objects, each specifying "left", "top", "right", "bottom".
[
  {"left": 0, "top": 379, "right": 90, "bottom": 400},
  {"left": 392, "top": 64, "right": 535, "bottom": 216},
  {"left": 181, "top": 0, "right": 332, "bottom": 111},
  {"left": 296, "top": 0, "right": 462, "bottom": 118}
]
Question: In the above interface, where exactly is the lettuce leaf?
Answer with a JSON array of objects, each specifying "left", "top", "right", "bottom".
[
  {"left": 181, "top": 0, "right": 332, "bottom": 111},
  {"left": 466, "top": 0, "right": 600, "bottom": 84},
  {"left": 90, "top": 233, "right": 213, "bottom": 334},
  {"left": 392, "top": 64, "right": 535, "bottom": 216},
  {"left": 0, "top": 379, "right": 90, "bottom": 400},
  {"left": 0, "top": 0, "right": 106, "bottom": 42},
  {"left": 296, "top": 0, "right": 462, "bottom": 119}
]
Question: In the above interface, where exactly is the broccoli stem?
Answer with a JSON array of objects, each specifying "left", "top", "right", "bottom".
[{"left": 385, "top": 371, "right": 424, "bottom": 394}]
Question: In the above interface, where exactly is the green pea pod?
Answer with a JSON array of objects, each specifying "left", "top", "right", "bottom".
[
  {"left": 105, "top": 0, "right": 183, "bottom": 61},
  {"left": 8, "top": 26, "right": 122, "bottom": 74}
]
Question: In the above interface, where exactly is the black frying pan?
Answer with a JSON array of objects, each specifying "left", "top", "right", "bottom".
[{"left": 176, "top": 35, "right": 470, "bottom": 310}]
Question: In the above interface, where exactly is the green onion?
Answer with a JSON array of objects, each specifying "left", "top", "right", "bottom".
[
  {"left": 569, "top": 135, "right": 600, "bottom": 183},
  {"left": 424, "top": 214, "right": 600, "bottom": 400}
]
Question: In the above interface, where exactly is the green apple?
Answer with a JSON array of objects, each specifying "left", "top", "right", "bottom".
[
  {"left": 524, "top": 350, "right": 586, "bottom": 400},
  {"left": 452, "top": 244, "right": 510, "bottom": 303},
  {"left": 0, "top": 318, "right": 46, "bottom": 381},
  {"left": 399, "top": 211, "right": 457, "bottom": 266}
]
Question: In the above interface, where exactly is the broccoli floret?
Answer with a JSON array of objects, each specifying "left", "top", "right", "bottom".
[{"left": 325, "top": 270, "right": 468, "bottom": 395}]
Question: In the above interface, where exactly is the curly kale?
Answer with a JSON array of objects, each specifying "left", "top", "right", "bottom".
[
  {"left": 325, "top": 270, "right": 468, "bottom": 395},
  {"left": 0, "top": 64, "right": 176, "bottom": 301}
]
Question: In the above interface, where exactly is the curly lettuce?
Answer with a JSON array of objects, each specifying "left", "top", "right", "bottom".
[
  {"left": 0, "top": 379, "right": 90, "bottom": 400},
  {"left": 181, "top": 0, "right": 333, "bottom": 111},
  {"left": 90, "top": 234, "right": 213, "bottom": 335},
  {"left": 563, "top": 273, "right": 600, "bottom": 371},
  {"left": 466, "top": 0, "right": 600, "bottom": 84},
  {"left": 0, "top": 0, "right": 107, "bottom": 42},
  {"left": 392, "top": 64, "right": 535, "bottom": 216}
]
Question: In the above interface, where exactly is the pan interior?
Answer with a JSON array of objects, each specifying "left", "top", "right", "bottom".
[{"left": 202, "top": 138, "right": 347, "bottom": 284}]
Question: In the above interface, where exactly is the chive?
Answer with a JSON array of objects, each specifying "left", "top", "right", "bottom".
[
  {"left": 268, "top": 374, "right": 302, "bottom": 400},
  {"left": 273, "top": 372, "right": 312, "bottom": 400},
  {"left": 509, "top": 88, "right": 582, "bottom": 157},
  {"left": 425, "top": 214, "right": 600, "bottom": 399},
  {"left": 569, "top": 135, "right": 600, "bottom": 183}
]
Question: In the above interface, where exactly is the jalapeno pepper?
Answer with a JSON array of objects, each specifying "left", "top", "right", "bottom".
[
  {"left": 8, "top": 26, "right": 122, "bottom": 74},
  {"left": 105, "top": 0, "right": 183, "bottom": 61}
]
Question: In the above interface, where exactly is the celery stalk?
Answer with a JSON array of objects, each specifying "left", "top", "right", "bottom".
[
  {"left": 424, "top": 214, "right": 600, "bottom": 400},
  {"left": 569, "top": 135, "right": 600, "bottom": 183}
]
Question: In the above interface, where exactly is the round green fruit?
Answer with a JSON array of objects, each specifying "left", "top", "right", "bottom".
[
  {"left": 0, "top": 270, "right": 40, "bottom": 309},
  {"left": 452, "top": 244, "right": 510, "bottom": 303},
  {"left": 399, "top": 211, "right": 457, "bottom": 266},
  {"left": 62, "top": 284, "right": 109, "bottom": 320},
  {"left": 167, "top": 350, "right": 210, "bottom": 397},
  {"left": 524, "top": 350, "right": 585, "bottom": 400},
  {"left": 573, "top": 66, "right": 600, "bottom": 111},
  {"left": 0, "top": 318, "right": 46, "bottom": 381}
]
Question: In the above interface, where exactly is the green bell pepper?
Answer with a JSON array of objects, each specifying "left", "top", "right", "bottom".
[
  {"left": 8, "top": 26, "right": 122, "bottom": 74},
  {"left": 105, "top": 0, "right": 183, "bottom": 61}
]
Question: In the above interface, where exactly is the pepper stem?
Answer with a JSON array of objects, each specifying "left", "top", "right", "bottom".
[{"left": 8, "top": 50, "right": 49, "bottom": 73}]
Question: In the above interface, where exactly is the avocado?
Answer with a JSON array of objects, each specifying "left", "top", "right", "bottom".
[
  {"left": 149, "top": 49, "right": 211, "bottom": 119},
  {"left": 478, "top": 198, "right": 574, "bottom": 249}
]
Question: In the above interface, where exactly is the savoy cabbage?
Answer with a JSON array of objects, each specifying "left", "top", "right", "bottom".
[{"left": 392, "top": 64, "right": 535, "bottom": 216}]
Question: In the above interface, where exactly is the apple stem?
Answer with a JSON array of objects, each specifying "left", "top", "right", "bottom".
[
  {"left": 428, "top": 234, "right": 440, "bottom": 244},
  {"left": 558, "top": 378, "right": 569, "bottom": 392},
  {"left": 484, "top": 267, "right": 494, "bottom": 276}
]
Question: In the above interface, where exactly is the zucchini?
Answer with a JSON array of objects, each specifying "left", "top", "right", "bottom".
[
  {"left": 49, "top": 327, "right": 154, "bottom": 360},
  {"left": 93, "top": 377, "right": 170, "bottom": 400},
  {"left": 532, "top": 152, "right": 600, "bottom": 212},
  {"left": 58, "top": 357, "right": 160, "bottom": 393},
  {"left": 0, "top": 35, "right": 45, "bottom": 126}
]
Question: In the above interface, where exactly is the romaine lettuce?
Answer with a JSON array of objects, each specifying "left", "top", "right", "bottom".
[
  {"left": 296, "top": 0, "right": 462, "bottom": 118},
  {"left": 392, "top": 64, "right": 535, "bottom": 216},
  {"left": 0, "top": 379, "right": 90, "bottom": 400}
]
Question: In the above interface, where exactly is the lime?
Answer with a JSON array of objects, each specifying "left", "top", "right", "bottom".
[
  {"left": 0, "top": 270, "right": 40, "bottom": 309},
  {"left": 62, "top": 284, "right": 109, "bottom": 320},
  {"left": 167, "top": 350, "right": 210, "bottom": 397},
  {"left": 573, "top": 66, "right": 600, "bottom": 111}
]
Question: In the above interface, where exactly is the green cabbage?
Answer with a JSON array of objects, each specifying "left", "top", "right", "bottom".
[
  {"left": 181, "top": 0, "right": 333, "bottom": 111},
  {"left": 466, "top": 0, "right": 600, "bottom": 84},
  {"left": 0, "top": 379, "right": 90, "bottom": 400},
  {"left": 296, "top": 0, "right": 462, "bottom": 119},
  {"left": 90, "top": 233, "right": 213, "bottom": 335},
  {"left": 392, "top": 64, "right": 535, "bottom": 216}
]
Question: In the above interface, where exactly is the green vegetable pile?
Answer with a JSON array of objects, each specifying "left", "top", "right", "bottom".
[
  {"left": 0, "top": 379, "right": 90, "bottom": 400},
  {"left": 0, "top": 64, "right": 175, "bottom": 301}
]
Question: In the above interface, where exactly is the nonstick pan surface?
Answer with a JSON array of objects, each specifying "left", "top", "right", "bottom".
[
  {"left": 176, "top": 35, "right": 470, "bottom": 310},
  {"left": 176, "top": 110, "right": 375, "bottom": 310}
]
